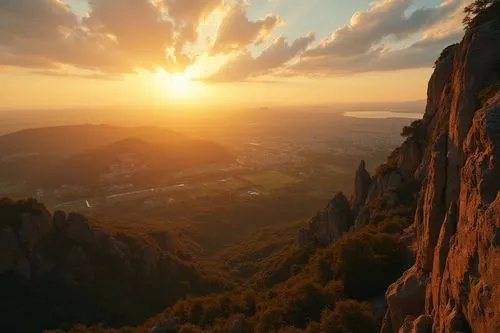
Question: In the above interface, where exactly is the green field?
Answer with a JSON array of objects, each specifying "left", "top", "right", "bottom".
[
  {"left": 239, "top": 170, "right": 299, "bottom": 193},
  {"left": 196, "top": 178, "right": 251, "bottom": 195}
]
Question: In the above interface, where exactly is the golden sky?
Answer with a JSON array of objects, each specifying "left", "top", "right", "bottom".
[{"left": 0, "top": 0, "right": 467, "bottom": 109}]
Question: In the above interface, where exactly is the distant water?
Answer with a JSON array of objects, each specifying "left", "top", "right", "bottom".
[{"left": 343, "top": 111, "right": 422, "bottom": 119}]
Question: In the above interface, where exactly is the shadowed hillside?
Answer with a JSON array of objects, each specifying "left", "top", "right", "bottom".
[{"left": 1, "top": 3, "right": 499, "bottom": 333}]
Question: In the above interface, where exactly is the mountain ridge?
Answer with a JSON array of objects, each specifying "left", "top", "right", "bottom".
[
  {"left": 298, "top": 4, "right": 500, "bottom": 332},
  {"left": 0, "top": 4, "right": 499, "bottom": 333}
]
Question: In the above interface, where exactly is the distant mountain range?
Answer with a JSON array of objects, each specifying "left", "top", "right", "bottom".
[{"left": 0, "top": 125, "right": 233, "bottom": 187}]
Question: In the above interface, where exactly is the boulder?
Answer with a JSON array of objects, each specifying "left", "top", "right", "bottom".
[{"left": 386, "top": 266, "right": 428, "bottom": 332}]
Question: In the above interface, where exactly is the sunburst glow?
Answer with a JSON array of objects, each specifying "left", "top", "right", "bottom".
[{"left": 155, "top": 69, "right": 196, "bottom": 99}]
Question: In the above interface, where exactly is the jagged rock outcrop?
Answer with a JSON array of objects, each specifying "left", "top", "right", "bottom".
[
  {"left": 398, "top": 315, "right": 433, "bottom": 333},
  {"left": 398, "top": 136, "right": 425, "bottom": 179},
  {"left": 351, "top": 160, "right": 372, "bottom": 216},
  {"left": 386, "top": 266, "right": 429, "bottom": 331},
  {"left": 65, "top": 212, "right": 95, "bottom": 243},
  {"left": 400, "top": 224, "right": 417, "bottom": 267},
  {"left": 383, "top": 6, "right": 500, "bottom": 333},
  {"left": 0, "top": 203, "right": 162, "bottom": 281},
  {"left": 368, "top": 170, "right": 404, "bottom": 201},
  {"left": 0, "top": 198, "right": 219, "bottom": 332},
  {"left": 299, "top": 192, "right": 353, "bottom": 246},
  {"left": 354, "top": 168, "right": 407, "bottom": 228},
  {"left": 297, "top": 12, "right": 499, "bottom": 330}
]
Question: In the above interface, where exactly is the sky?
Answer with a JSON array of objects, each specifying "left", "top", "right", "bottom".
[{"left": 0, "top": 0, "right": 468, "bottom": 109}]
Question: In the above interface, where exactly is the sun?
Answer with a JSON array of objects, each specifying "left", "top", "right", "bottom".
[
  {"left": 171, "top": 73, "right": 191, "bottom": 95},
  {"left": 155, "top": 69, "right": 196, "bottom": 99}
]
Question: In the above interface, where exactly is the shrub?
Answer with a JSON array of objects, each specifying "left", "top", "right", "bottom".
[
  {"left": 378, "top": 219, "right": 408, "bottom": 234},
  {"left": 434, "top": 44, "right": 458, "bottom": 67},
  {"left": 179, "top": 324, "right": 202, "bottom": 333},
  {"left": 478, "top": 83, "right": 500, "bottom": 105},
  {"left": 463, "top": 0, "right": 497, "bottom": 30},
  {"left": 315, "top": 229, "right": 405, "bottom": 300},
  {"left": 374, "top": 148, "right": 400, "bottom": 177},
  {"left": 320, "top": 300, "right": 377, "bottom": 333},
  {"left": 280, "top": 281, "right": 330, "bottom": 328},
  {"left": 305, "top": 322, "right": 321, "bottom": 333},
  {"left": 0, "top": 197, "right": 48, "bottom": 231},
  {"left": 400, "top": 120, "right": 424, "bottom": 138},
  {"left": 255, "top": 307, "right": 286, "bottom": 333}
]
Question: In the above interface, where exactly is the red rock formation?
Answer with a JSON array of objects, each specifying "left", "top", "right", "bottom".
[{"left": 384, "top": 6, "right": 500, "bottom": 332}]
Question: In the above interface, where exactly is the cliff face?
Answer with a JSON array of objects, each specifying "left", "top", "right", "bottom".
[
  {"left": 384, "top": 11, "right": 500, "bottom": 333},
  {"left": 0, "top": 198, "right": 220, "bottom": 332},
  {"left": 300, "top": 6, "right": 500, "bottom": 333}
]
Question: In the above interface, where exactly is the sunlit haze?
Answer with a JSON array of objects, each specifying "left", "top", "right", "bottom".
[
  {"left": 1, "top": 1, "right": 499, "bottom": 332},
  {"left": 0, "top": 0, "right": 467, "bottom": 109}
]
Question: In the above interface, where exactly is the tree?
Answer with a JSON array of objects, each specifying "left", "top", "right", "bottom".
[
  {"left": 400, "top": 120, "right": 423, "bottom": 137},
  {"left": 320, "top": 300, "right": 377, "bottom": 333},
  {"left": 463, "top": 0, "right": 495, "bottom": 29}
]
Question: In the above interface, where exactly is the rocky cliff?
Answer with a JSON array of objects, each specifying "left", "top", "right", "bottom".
[
  {"left": 0, "top": 198, "right": 224, "bottom": 332},
  {"left": 384, "top": 7, "right": 500, "bottom": 333},
  {"left": 300, "top": 4, "right": 500, "bottom": 333}
]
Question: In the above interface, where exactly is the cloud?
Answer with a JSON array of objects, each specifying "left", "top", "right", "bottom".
[
  {"left": 287, "top": 30, "right": 463, "bottom": 76},
  {"left": 83, "top": 0, "right": 175, "bottom": 69},
  {"left": 211, "top": 2, "right": 283, "bottom": 54},
  {"left": 165, "top": 0, "right": 223, "bottom": 43},
  {"left": 207, "top": 33, "right": 315, "bottom": 82},
  {"left": 0, "top": 0, "right": 127, "bottom": 73},
  {"left": 288, "top": 0, "right": 466, "bottom": 76},
  {"left": 0, "top": 0, "right": 228, "bottom": 75},
  {"left": 304, "top": 0, "right": 463, "bottom": 58},
  {"left": 0, "top": 0, "right": 467, "bottom": 79},
  {"left": 31, "top": 69, "right": 123, "bottom": 80}
]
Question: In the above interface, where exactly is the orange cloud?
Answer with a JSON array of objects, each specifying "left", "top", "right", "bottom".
[
  {"left": 289, "top": 0, "right": 466, "bottom": 75},
  {"left": 0, "top": 0, "right": 467, "bottom": 80},
  {"left": 0, "top": 0, "right": 227, "bottom": 75},
  {"left": 208, "top": 33, "right": 315, "bottom": 82},
  {"left": 210, "top": 2, "right": 283, "bottom": 54}
]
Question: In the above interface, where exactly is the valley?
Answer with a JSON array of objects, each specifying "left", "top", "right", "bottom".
[
  {"left": 1, "top": 2, "right": 499, "bottom": 332},
  {"left": 0, "top": 110, "right": 414, "bottom": 255}
]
